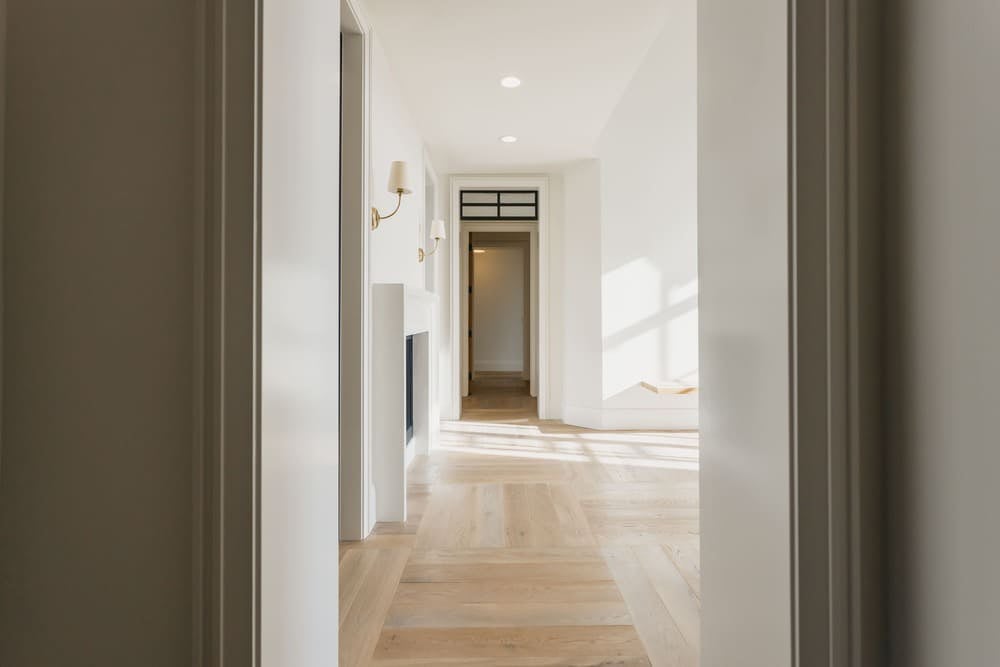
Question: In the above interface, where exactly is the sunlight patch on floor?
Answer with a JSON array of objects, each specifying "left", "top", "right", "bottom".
[
  {"left": 436, "top": 443, "right": 700, "bottom": 471},
  {"left": 437, "top": 421, "right": 700, "bottom": 471}
]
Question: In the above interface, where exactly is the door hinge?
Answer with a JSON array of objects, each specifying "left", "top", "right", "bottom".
[
  {"left": 468, "top": 329, "right": 472, "bottom": 338},
  {"left": 468, "top": 285, "right": 473, "bottom": 294}
]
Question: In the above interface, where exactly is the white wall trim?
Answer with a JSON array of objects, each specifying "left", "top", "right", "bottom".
[
  {"left": 421, "top": 148, "right": 440, "bottom": 231},
  {"left": 358, "top": 3, "right": 377, "bottom": 541},
  {"left": 563, "top": 405, "right": 699, "bottom": 431},
  {"left": 421, "top": 147, "right": 440, "bottom": 285},
  {"left": 342, "top": 0, "right": 370, "bottom": 34},
  {"left": 449, "top": 176, "right": 550, "bottom": 419},
  {"left": 339, "top": 0, "right": 374, "bottom": 543},
  {"left": 474, "top": 361, "right": 525, "bottom": 372}
]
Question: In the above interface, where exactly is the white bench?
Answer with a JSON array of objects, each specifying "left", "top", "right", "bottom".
[{"left": 640, "top": 381, "right": 698, "bottom": 395}]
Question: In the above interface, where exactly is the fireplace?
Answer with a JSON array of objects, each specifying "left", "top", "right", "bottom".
[
  {"left": 372, "top": 283, "right": 436, "bottom": 522},
  {"left": 405, "top": 335, "right": 414, "bottom": 445}
]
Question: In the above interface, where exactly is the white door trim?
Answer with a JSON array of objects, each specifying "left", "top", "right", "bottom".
[
  {"left": 449, "top": 176, "right": 549, "bottom": 419},
  {"left": 338, "top": 0, "right": 374, "bottom": 543}
]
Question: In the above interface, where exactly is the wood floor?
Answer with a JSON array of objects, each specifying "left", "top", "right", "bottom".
[{"left": 340, "top": 377, "right": 700, "bottom": 666}]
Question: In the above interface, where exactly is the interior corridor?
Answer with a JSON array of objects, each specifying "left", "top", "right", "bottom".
[
  {"left": 467, "top": 372, "right": 535, "bottom": 415},
  {"left": 339, "top": 399, "right": 701, "bottom": 665}
]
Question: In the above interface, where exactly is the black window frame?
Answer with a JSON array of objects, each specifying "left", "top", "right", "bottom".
[{"left": 460, "top": 189, "right": 539, "bottom": 221}]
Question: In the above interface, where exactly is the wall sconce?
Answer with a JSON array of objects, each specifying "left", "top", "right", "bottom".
[
  {"left": 418, "top": 219, "right": 447, "bottom": 263},
  {"left": 371, "top": 161, "right": 412, "bottom": 230}
]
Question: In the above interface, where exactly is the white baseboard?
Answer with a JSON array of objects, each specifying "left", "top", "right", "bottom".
[
  {"left": 562, "top": 405, "right": 699, "bottom": 430},
  {"left": 474, "top": 360, "right": 525, "bottom": 372}
]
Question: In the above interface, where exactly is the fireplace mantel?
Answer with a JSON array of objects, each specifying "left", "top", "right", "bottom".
[{"left": 371, "top": 284, "right": 437, "bottom": 523}]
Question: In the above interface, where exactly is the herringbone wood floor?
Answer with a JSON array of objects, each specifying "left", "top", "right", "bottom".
[{"left": 340, "top": 377, "right": 700, "bottom": 666}]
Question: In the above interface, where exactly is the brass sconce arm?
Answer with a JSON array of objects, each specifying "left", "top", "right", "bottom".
[
  {"left": 418, "top": 238, "right": 440, "bottom": 263},
  {"left": 419, "top": 219, "right": 448, "bottom": 263},
  {"left": 371, "top": 191, "right": 404, "bottom": 230}
]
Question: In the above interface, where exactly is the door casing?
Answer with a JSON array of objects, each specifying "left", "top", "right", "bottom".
[
  {"left": 198, "top": 0, "right": 884, "bottom": 664},
  {"left": 449, "top": 176, "right": 548, "bottom": 420}
]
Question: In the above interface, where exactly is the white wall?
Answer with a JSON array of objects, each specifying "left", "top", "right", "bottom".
[
  {"left": 473, "top": 246, "right": 525, "bottom": 372},
  {"left": 885, "top": 2, "right": 1000, "bottom": 665},
  {"left": 261, "top": 0, "right": 341, "bottom": 664},
  {"left": 422, "top": 158, "right": 445, "bottom": 442},
  {"left": 0, "top": 2, "right": 200, "bottom": 663},
  {"left": 598, "top": 1, "right": 698, "bottom": 404},
  {"left": 432, "top": 172, "right": 453, "bottom": 420},
  {"left": 561, "top": 160, "right": 605, "bottom": 417},
  {"left": 559, "top": 4, "right": 699, "bottom": 430},
  {"left": 370, "top": 34, "right": 430, "bottom": 290},
  {"left": 546, "top": 173, "right": 566, "bottom": 419},
  {"left": 698, "top": 1, "right": 792, "bottom": 665}
]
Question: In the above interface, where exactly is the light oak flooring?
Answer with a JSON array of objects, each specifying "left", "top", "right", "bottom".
[{"left": 341, "top": 377, "right": 700, "bottom": 666}]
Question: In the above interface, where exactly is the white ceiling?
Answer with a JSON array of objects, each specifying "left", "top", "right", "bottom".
[{"left": 364, "top": 0, "right": 672, "bottom": 173}]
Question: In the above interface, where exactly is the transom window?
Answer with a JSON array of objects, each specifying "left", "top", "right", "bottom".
[{"left": 460, "top": 190, "right": 539, "bottom": 221}]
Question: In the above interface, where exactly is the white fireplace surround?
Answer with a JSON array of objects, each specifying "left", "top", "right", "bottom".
[{"left": 371, "top": 284, "right": 436, "bottom": 523}]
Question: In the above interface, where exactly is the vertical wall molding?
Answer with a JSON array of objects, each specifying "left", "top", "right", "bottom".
[
  {"left": 790, "top": 0, "right": 883, "bottom": 664},
  {"left": 0, "top": 0, "right": 6, "bottom": 483},
  {"left": 198, "top": 0, "right": 260, "bottom": 664},
  {"left": 339, "top": 0, "right": 374, "bottom": 542},
  {"left": 845, "top": 0, "right": 885, "bottom": 662}
]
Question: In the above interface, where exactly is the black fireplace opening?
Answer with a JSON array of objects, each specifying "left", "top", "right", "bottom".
[{"left": 405, "top": 335, "right": 414, "bottom": 445}]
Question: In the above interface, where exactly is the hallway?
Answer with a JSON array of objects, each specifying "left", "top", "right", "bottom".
[
  {"left": 466, "top": 372, "right": 536, "bottom": 415},
  {"left": 339, "top": 401, "right": 701, "bottom": 665}
]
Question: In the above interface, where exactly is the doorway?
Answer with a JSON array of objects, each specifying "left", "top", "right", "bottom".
[
  {"left": 459, "top": 220, "right": 539, "bottom": 416},
  {"left": 256, "top": 2, "right": 873, "bottom": 666},
  {"left": 451, "top": 176, "right": 549, "bottom": 420},
  {"left": 466, "top": 232, "right": 534, "bottom": 415}
]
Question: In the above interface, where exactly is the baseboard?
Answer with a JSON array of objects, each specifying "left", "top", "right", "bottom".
[
  {"left": 474, "top": 360, "right": 525, "bottom": 372},
  {"left": 562, "top": 405, "right": 699, "bottom": 430}
]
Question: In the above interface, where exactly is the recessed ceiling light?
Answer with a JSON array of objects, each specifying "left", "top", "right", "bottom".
[
  {"left": 500, "top": 135, "right": 518, "bottom": 144},
  {"left": 500, "top": 75, "right": 522, "bottom": 88}
]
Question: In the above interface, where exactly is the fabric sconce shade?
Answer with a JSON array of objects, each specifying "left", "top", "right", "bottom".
[
  {"left": 419, "top": 219, "right": 448, "bottom": 263},
  {"left": 387, "top": 161, "right": 412, "bottom": 194},
  {"left": 429, "top": 219, "right": 447, "bottom": 241},
  {"left": 372, "top": 160, "right": 413, "bottom": 230}
]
